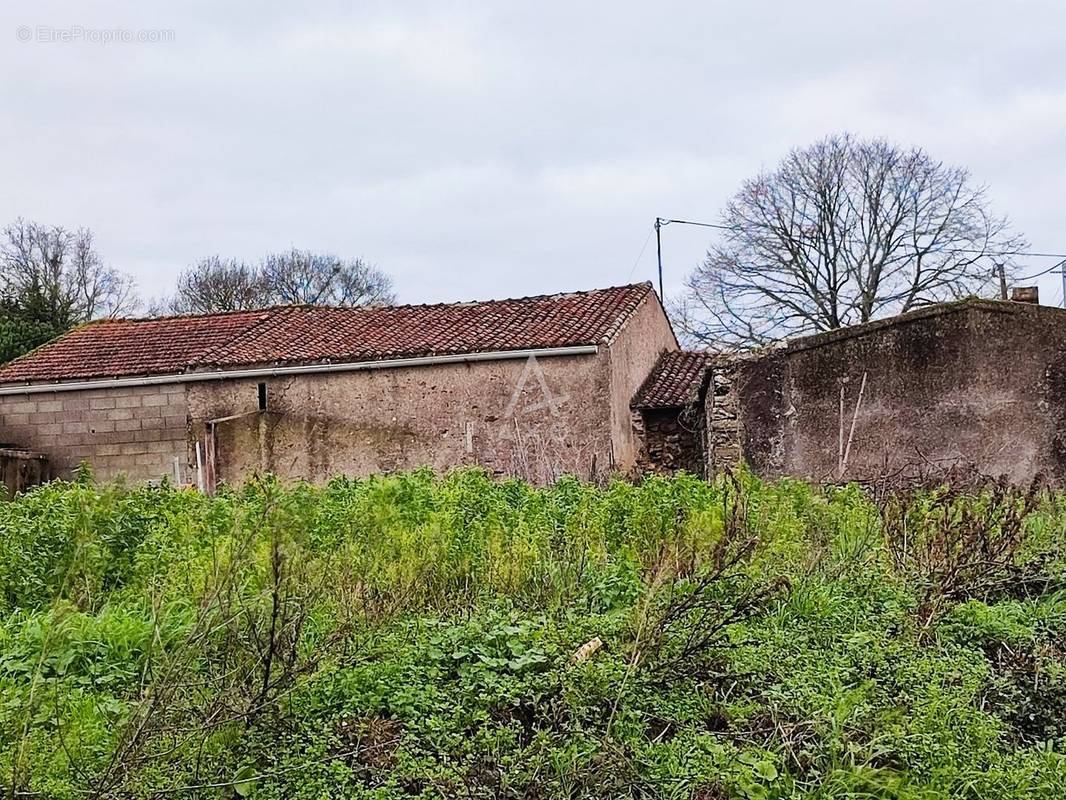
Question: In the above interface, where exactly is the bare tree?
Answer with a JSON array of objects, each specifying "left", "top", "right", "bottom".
[
  {"left": 674, "top": 134, "right": 1027, "bottom": 347},
  {"left": 167, "top": 256, "right": 273, "bottom": 314},
  {"left": 166, "top": 249, "right": 395, "bottom": 314},
  {"left": 0, "top": 219, "right": 138, "bottom": 327},
  {"left": 261, "top": 248, "right": 395, "bottom": 306}
]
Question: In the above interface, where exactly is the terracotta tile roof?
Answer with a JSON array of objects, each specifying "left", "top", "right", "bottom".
[
  {"left": 631, "top": 350, "right": 711, "bottom": 409},
  {"left": 0, "top": 283, "right": 655, "bottom": 384}
]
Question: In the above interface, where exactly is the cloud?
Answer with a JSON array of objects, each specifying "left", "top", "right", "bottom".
[{"left": 0, "top": 0, "right": 1062, "bottom": 308}]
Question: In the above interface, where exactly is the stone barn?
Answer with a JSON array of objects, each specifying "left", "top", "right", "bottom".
[{"left": 0, "top": 283, "right": 677, "bottom": 487}]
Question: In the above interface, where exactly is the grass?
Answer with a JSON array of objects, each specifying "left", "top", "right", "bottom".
[{"left": 0, "top": 467, "right": 1063, "bottom": 798}]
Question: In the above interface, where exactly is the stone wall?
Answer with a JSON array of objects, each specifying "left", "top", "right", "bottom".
[
  {"left": 187, "top": 351, "right": 616, "bottom": 486},
  {"left": 631, "top": 407, "right": 704, "bottom": 476},
  {"left": 0, "top": 383, "right": 189, "bottom": 482},
  {"left": 704, "top": 356, "right": 741, "bottom": 475},
  {"left": 730, "top": 301, "right": 1066, "bottom": 485}
]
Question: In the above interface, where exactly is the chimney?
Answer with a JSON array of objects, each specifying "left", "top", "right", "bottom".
[{"left": 1011, "top": 286, "right": 1039, "bottom": 304}]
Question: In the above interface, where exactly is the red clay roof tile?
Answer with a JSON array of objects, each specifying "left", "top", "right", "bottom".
[
  {"left": 0, "top": 283, "right": 655, "bottom": 384},
  {"left": 631, "top": 350, "right": 711, "bottom": 409}
]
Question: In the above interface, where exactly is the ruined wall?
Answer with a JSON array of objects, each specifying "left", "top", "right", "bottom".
[
  {"left": 0, "top": 383, "right": 189, "bottom": 482},
  {"left": 606, "top": 294, "right": 679, "bottom": 472},
  {"left": 186, "top": 352, "right": 615, "bottom": 486},
  {"left": 704, "top": 357, "right": 742, "bottom": 475},
  {"left": 732, "top": 302, "right": 1066, "bottom": 484},
  {"left": 631, "top": 408, "right": 704, "bottom": 476},
  {"left": 0, "top": 448, "right": 50, "bottom": 496}
]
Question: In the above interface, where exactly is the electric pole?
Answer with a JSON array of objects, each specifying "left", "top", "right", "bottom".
[{"left": 654, "top": 217, "right": 664, "bottom": 300}]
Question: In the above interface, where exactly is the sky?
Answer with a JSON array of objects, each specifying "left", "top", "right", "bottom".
[{"left": 2, "top": 1, "right": 1065, "bottom": 309}]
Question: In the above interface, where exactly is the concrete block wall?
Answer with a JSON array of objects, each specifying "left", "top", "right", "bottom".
[{"left": 0, "top": 383, "right": 189, "bottom": 482}]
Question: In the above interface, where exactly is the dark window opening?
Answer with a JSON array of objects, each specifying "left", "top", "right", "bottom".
[{"left": 257, "top": 382, "right": 268, "bottom": 411}]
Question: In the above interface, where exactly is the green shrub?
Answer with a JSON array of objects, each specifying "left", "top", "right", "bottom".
[{"left": 0, "top": 469, "right": 1062, "bottom": 798}]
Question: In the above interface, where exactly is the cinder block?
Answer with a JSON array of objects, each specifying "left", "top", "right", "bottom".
[
  {"left": 54, "top": 410, "right": 87, "bottom": 423},
  {"left": 38, "top": 400, "right": 63, "bottom": 413},
  {"left": 142, "top": 394, "right": 169, "bottom": 407},
  {"left": 88, "top": 421, "right": 116, "bottom": 434},
  {"left": 5, "top": 401, "right": 38, "bottom": 414},
  {"left": 162, "top": 406, "right": 187, "bottom": 422},
  {"left": 63, "top": 421, "right": 89, "bottom": 434},
  {"left": 143, "top": 405, "right": 182, "bottom": 421},
  {"left": 34, "top": 434, "right": 60, "bottom": 450},
  {"left": 96, "top": 443, "right": 122, "bottom": 456},
  {"left": 120, "top": 442, "right": 146, "bottom": 455},
  {"left": 115, "top": 395, "right": 143, "bottom": 409},
  {"left": 4, "top": 413, "right": 30, "bottom": 426},
  {"left": 108, "top": 408, "right": 134, "bottom": 421},
  {"left": 114, "top": 419, "right": 142, "bottom": 432},
  {"left": 38, "top": 423, "right": 63, "bottom": 435},
  {"left": 62, "top": 396, "right": 90, "bottom": 411},
  {"left": 89, "top": 397, "right": 117, "bottom": 410}
]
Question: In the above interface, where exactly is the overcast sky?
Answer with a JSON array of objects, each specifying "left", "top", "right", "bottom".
[{"left": 2, "top": 1, "right": 1065, "bottom": 309}]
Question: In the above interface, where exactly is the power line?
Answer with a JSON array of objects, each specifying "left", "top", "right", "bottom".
[
  {"left": 657, "top": 217, "right": 733, "bottom": 231},
  {"left": 627, "top": 225, "right": 654, "bottom": 280},
  {"left": 1014, "top": 260, "right": 1066, "bottom": 281},
  {"left": 657, "top": 216, "right": 1066, "bottom": 259},
  {"left": 653, "top": 214, "right": 1066, "bottom": 306}
]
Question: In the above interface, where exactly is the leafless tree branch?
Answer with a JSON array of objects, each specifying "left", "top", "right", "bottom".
[
  {"left": 0, "top": 219, "right": 139, "bottom": 326},
  {"left": 673, "top": 134, "right": 1027, "bottom": 347},
  {"left": 164, "top": 249, "right": 396, "bottom": 314}
]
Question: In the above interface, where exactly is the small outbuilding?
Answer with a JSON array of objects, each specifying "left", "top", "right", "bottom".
[
  {"left": 0, "top": 283, "right": 677, "bottom": 487},
  {"left": 629, "top": 351, "right": 710, "bottom": 476}
]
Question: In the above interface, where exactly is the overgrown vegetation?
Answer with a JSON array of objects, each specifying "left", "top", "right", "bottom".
[{"left": 0, "top": 469, "right": 1063, "bottom": 798}]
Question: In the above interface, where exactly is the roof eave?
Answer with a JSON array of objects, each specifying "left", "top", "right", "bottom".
[{"left": 0, "top": 344, "right": 600, "bottom": 395}]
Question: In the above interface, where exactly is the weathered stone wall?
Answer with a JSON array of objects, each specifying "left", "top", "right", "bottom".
[
  {"left": 186, "top": 351, "right": 616, "bottom": 486},
  {"left": 704, "top": 357, "right": 741, "bottom": 475},
  {"left": 631, "top": 407, "right": 704, "bottom": 476},
  {"left": 0, "top": 384, "right": 189, "bottom": 482},
  {"left": 731, "top": 301, "right": 1066, "bottom": 484}
]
